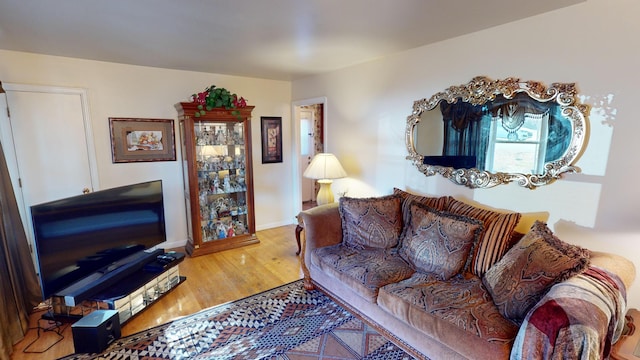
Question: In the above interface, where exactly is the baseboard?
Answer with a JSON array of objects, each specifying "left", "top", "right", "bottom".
[
  {"left": 159, "top": 239, "right": 188, "bottom": 251},
  {"left": 156, "top": 221, "right": 296, "bottom": 251},
  {"left": 256, "top": 220, "right": 296, "bottom": 231}
]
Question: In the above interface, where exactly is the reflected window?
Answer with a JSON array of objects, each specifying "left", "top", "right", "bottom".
[{"left": 485, "top": 109, "right": 549, "bottom": 173}]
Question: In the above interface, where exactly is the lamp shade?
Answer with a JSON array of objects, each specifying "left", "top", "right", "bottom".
[{"left": 303, "top": 153, "right": 347, "bottom": 180}]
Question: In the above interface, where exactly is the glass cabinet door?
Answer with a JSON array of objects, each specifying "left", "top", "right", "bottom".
[
  {"left": 176, "top": 102, "right": 257, "bottom": 257},
  {"left": 194, "top": 121, "right": 249, "bottom": 242}
]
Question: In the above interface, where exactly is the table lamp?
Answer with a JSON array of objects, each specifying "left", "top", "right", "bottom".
[{"left": 303, "top": 153, "right": 347, "bottom": 205}]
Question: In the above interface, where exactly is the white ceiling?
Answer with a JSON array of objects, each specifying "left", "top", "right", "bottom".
[{"left": 0, "top": 0, "right": 583, "bottom": 81}]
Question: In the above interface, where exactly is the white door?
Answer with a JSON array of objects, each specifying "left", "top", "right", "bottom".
[
  {"left": 299, "top": 109, "right": 315, "bottom": 202},
  {"left": 0, "top": 83, "right": 98, "bottom": 268}
]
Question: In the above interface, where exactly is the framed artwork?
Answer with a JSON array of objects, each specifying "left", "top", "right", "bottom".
[
  {"left": 261, "top": 116, "right": 283, "bottom": 163},
  {"left": 109, "top": 118, "right": 176, "bottom": 163}
]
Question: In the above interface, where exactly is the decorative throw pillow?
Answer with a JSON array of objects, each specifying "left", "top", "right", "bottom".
[
  {"left": 393, "top": 188, "right": 451, "bottom": 222},
  {"left": 482, "top": 221, "right": 591, "bottom": 323},
  {"left": 446, "top": 198, "right": 521, "bottom": 277},
  {"left": 399, "top": 202, "right": 483, "bottom": 280},
  {"left": 339, "top": 194, "right": 403, "bottom": 249}
]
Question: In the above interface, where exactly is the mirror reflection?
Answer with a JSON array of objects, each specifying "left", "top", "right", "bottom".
[{"left": 406, "top": 76, "right": 588, "bottom": 189}]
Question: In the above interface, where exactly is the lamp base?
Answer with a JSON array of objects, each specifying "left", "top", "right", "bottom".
[{"left": 316, "top": 179, "right": 334, "bottom": 206}]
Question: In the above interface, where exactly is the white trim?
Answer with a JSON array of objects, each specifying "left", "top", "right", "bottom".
[
  {"left": 257, "top": 219, "right": 296, "bottom": 231},
  {"left": 291, "top": 97, "right": 327, "bottom": 217}
]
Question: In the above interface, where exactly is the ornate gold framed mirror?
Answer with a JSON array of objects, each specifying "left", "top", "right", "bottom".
[{"left": 406, "top": 76, "right": 588, "bottom": 189}]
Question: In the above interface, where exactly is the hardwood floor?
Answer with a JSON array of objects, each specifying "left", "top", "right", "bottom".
[
  {"left": 302, "top": 200, "right": 317, "bottom": 210},
  {"left": 10, "top": 224, "right": 302, "bottom": 360}
]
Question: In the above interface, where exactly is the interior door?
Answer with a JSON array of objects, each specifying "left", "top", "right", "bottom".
[
  {"left": 298, "top": 109, "right": 314, "bottom": 202},
  {"left": 292, "top": 97, "right": 326, "bottom": 217},
  {"left": 0, "top": 83, "right": 98, "bottom": 268}
]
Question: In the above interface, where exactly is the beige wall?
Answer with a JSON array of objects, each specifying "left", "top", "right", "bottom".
[
  {"left": 2, "top": 0, "right": 638, "bottom": 306},
  {"left": 0, "top": 50, "right": 294, "bottom": 249},
  {"left": 292, "top": 0, "right": 640, "bottom": 306}
]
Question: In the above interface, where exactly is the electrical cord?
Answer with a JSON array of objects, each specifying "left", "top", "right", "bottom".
[
  {"left": 21, "top": 300, "right": 96, "bottom": 354},
  {"left": 22, "top": 310, "right": 69, "bottom": 354}
]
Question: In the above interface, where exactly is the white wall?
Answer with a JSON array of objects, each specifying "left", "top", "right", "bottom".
[
  {"left": 0, "top": 50, "right": 295, "bottom": 249},
  {"left": 292, "top": 0, "right": 640, "bottom": 306}
]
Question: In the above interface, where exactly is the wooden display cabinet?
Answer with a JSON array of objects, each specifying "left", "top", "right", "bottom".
[{"left": 175, "top": 102, "right": 258, "bottom": 256}]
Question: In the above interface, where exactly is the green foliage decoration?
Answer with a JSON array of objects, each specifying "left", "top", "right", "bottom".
[{"left": 190, "top": 85, "right": 248, "bottom": 118}]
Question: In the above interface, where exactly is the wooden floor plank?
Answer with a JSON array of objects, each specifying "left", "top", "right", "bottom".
[{"left": 10, "top": 224, "right": 301, "bottom": 360}]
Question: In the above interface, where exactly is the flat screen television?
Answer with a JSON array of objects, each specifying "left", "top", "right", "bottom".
[{"left": 31, "top": 180, "right": 166, "bottom": 302}]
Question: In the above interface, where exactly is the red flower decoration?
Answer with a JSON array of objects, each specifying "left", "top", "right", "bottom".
[
  {"left": 193, "top": 91, "right": 209, "bottom": 105},
  {"left": 233, "top": 96, "right": 247, "bottom": 108}
]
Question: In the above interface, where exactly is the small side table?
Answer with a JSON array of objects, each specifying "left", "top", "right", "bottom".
[{"left": 612, "top": 308, "right": 639, "bottom": 359}]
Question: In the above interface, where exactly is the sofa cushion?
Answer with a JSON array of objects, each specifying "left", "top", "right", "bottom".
[
  {"left": 339, "top": 195, "right": 403, "bottom": 249},
  {"left": 399, "top": 202, "right": 483, "bottom": 280},
  {"left": 482, "top": 221, "right": 591, "bottom": 323},
  {"left": 311, "top": 244, "right": 415, "bottom": 303},
  {"left": 392, "top": 188, "right": 451, "bottom": 222},
  {"left": 446, "top": 198, "right": 521, "bottom": 277},
  {"left": 378, "top": 272, "right": 518, "bottom": 359}
]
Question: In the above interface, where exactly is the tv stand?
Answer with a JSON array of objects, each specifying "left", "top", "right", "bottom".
[
  {"left": 49, "top": 251, "right": 185, "bottom": 324},
  {"left": 56, "top": 249, "right": 164, "bottom": 307}
]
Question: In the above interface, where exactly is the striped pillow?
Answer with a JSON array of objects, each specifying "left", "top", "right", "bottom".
[
  {"left": 446, "top": 198, "right": 521, "bottom": 277},
  {"left": 393, "top": 188, "right": 452, "bottom": 222}
]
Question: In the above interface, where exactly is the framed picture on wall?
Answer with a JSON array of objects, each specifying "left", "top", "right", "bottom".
[
  {"left": 261, "top": 116, "right": 282, "bottom": 163},
  {"left": 109, "top": 118, "right": 176, "bottom": 163}
]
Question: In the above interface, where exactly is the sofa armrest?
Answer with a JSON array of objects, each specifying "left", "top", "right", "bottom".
[
  {"left": 590, "top": 251, "right": 636, "bottom": 290},
  {"left": 300, "top": 203, "right": 342, "bottom": 251},
  {"left": 511, "top": 257, "right": 633, "bottom": 359},
  {"left": 298, "top": 203, "right": 342, "bottom": 289}
]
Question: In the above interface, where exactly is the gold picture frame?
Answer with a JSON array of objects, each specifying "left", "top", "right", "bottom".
[{"left": 109, "top": 118, "right": 176, "bottom": 163}]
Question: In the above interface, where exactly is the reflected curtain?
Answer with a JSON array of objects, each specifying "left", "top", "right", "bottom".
[
  {"left": 546, "top": 107, "right": 572, "bottom": 161},
  {"left": 440, "top": 101, "right": 489, "bottom": 168},
  {"left": 492, "top": 94, "right": 570, "bottom": 161},
  {"left": 0, "top": 83, "right": 42, "bottom": 360},
  {"left": 440, "top": 94, "right": 571, "bottom": 171}
]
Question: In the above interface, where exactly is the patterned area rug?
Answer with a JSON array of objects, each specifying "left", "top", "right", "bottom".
[{"left": 61, "top": 280, "right": 420, "bottom": 359}]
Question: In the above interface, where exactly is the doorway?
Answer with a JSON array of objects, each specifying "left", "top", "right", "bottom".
[
  {"left": 292, "top": 97, "right": 326, "bottom": 215},
  {"left": 299, "top": 108, "right": 315, "bottom": 208},
  {"left": 0, "top": 82, "right": 99, "bottom": 271}
]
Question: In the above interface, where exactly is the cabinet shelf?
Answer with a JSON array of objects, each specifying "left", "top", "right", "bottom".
[{"left": 176, "top": 103, "right": 258, "bottom": 256}]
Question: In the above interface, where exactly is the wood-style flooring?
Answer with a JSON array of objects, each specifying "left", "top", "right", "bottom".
[
  {"left": 10, "top": 224, "right": 302, "bottom": 360},
  {"left": 302, "top": 200, "right": 317, "bottom": 211}
]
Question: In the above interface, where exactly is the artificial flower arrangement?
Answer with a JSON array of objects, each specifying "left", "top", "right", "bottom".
[{"left": 191, "top": 85, "right": 248, "bottom": 117}]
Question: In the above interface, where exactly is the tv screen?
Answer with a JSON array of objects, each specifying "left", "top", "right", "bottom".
[{"left": 31, "top": 180, "right": 166, "bottom": 301}]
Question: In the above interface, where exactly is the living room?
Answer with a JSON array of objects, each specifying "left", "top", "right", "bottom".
[{"left": 1, "top": 0, "right": 639, "bottom": 358}]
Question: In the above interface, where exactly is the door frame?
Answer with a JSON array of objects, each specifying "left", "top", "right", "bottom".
[
  {"left": 0, "top": 83, "right": 99, "bottom": 259},
  {"left": 291, "top": 97, "right": 327, "bottom": 217}
]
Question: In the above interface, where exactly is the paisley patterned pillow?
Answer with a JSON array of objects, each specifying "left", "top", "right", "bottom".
[
  {"left": 399, "top": 202, "right": 483, "bottom": 280},
  {"left": 482, "top": 221, "right": 591, "bottom": 323},
  {"left": 339, "top": 195, "right": 403, "bottom": 249}
]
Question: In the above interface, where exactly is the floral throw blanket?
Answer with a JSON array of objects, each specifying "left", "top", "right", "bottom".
[{"left": 510, "top": 266, "right": 627, "bottom": 359}]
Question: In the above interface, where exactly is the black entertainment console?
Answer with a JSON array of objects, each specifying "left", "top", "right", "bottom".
[{"left": 49, "top": 250, "right": 185, "bottom": 324}]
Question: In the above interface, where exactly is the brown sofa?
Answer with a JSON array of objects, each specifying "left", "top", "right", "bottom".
[{"left": 298, "top": 189, "right": 635, "bottom": 360}]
